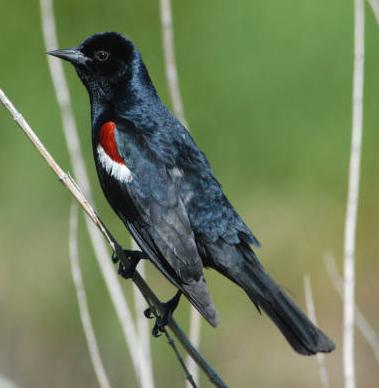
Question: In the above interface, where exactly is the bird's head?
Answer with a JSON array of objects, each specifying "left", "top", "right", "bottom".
[{"left": 48, "top": 32, "right": 138, "bottom": 98}]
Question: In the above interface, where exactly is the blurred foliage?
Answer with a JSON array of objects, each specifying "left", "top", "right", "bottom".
[{"left": 0, "top": 0, "right": 378, "bottom": 387}]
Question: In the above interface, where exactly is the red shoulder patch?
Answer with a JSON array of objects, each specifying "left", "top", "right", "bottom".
[{"left": 99, "top": 121, "right": 124, "bottom": 164}]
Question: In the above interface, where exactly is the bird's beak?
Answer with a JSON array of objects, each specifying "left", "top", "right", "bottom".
[{"left": 47, "top": 48, "right": 87, "bottom": 65}]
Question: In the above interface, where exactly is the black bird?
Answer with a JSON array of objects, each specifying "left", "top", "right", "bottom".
[{"left": 48, "top": 32, "right": 335, "bottom": 355}]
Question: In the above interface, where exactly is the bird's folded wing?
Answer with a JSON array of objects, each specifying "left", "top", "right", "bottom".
[{"left": 118, "top": 161, "right": 204, "bottom": 285}]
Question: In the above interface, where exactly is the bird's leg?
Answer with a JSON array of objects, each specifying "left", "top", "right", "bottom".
[
  {"left": 145, "top": 290, "right": 182, "bottom": 337},
  {"left": 112, "top": 249, "right": 148, "bottom": 279}
]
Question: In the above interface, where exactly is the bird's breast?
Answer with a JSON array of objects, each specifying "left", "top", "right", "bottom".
[{"left": 97, "top": 121, "right": 133, "bottom": 183}]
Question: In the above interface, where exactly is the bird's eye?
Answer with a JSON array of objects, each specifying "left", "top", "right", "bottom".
[{"left": 94, "top": 50, "right": 110, "bottom": 62}]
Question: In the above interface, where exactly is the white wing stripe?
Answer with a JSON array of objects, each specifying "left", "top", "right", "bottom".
[{"left": 97, "top": 145, "right": 133, "bottom": 183}]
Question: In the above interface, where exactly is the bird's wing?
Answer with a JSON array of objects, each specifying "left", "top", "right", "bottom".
[
  {"left": 114, "top": 128, "right": 204, "bottom": 286},
  {"left": 110, "top": 138, "right": 218, "bottom": 325}
]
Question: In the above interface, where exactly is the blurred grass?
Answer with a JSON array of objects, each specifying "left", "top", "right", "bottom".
[{"left": 0, "top": 0, "right": 378, "bottom": 387}]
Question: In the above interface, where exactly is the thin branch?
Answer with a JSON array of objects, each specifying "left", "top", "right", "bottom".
[
  {"left": 69, "top": 204, "right": 112, "bottom": 388},
  {"left": 39, "top": 1, "right": 154, "bottom": 387},
  {"left": 343, "top": 1, "right": 365, "bottom": 388},
  {"left": 368, "top": 0, "right": 379, "bottom": 23},
  {"left": 324, "top": 254, "right": 379, "bottom": 364},
  {"left": 0, "top": 89, "right": 228, "bottom": 388},
  {"left": 159, "top": 3, "right": 201, "bottom": 385},
  {"left": 304, "top": 275, "right": 330, "bottom": 388},
  {"left": 159, "top": 0, "right": 188, "bottom": 127}
]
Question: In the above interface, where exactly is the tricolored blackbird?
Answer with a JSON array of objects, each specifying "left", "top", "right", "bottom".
[{"left": 49, "top": 32, "right": 335, "bottom": 355}]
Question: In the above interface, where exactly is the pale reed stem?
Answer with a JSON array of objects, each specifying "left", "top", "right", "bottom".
[
  {"left": 304, "top": 275, "right": 330, "bottom": 388},
  {"left": 343, "top": 1, "right": 364, "bottom": 387},
  {"left": 324, "top": 254, "right": 379, "bottom": 364},
  {"left": 69, "top": 204, "right": 112, "bottom": 388}
]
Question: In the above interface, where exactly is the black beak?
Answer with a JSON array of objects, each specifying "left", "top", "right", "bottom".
[{"left": 47, "top": 48, "right": 87, "bottom": 65}]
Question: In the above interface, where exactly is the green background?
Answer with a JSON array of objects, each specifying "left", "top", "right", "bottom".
[{"left": 0, "top": 0, "right": 378, "bottom": 387}]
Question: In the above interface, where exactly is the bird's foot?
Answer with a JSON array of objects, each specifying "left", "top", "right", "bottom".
[
  {"left": 112, "top": 249, "right": 147, "bottom": 279},
  {"left": 111, "top": 249, "right": 147, "bottom": 264},
  {"left": 144, "top": 291, "right": 182, "bottom": 337}
]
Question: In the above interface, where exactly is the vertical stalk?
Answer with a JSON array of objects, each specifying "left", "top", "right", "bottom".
[
  {"left": 343, "top": 1, "right": 365, "bottom": 387},
  {"left": 304, "top": 275, "right": 330, "bottom": 388}
]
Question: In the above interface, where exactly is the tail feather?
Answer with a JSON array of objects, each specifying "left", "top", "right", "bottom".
[{"left": 239, "top": 251, "right": 335, "bottom": 355}]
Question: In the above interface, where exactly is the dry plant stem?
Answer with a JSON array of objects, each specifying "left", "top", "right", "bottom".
[
  {"left": 324, "top": 254, "right": 379, "bottom": 364},
  {"left": 159, "top": 2, "right": 202, "bottom": 385},
  {"left": 186, "top": 309, "right": 201, "bottom": 388},
  {"left": 69, "top": 204, "right": 112, "bottom": 388},
  {"left": 0, "top": 89, "right": 228, "bottom": 388},
  {"left": 368, "top": 0, "right": 379, "bottom": 23},
  {"left": 344, "top": 1, "right": 365, "bottom": 388},
  {"left": 39, "top": 1, "right": 154, "bottom": 386},
  {"left": 40, "top": 0, "right": 91, "bottom": 199},
  {"left": 304, "top": 275, "right": 330, "bottom": 388},
  {"left": 159, "top": 0, "right": 188, "bottom": 127}
]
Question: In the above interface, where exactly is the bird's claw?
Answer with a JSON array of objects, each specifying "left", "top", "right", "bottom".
[
  {"left": 113, "top": 249, "right": 147, "bottom": 279},
  {"left": 117, "top": 261, "right": 135, "bottom": 279},
  {"left": 145, "top": 291, "right": 182, "bottom": 337},
  {"left": 144, "top": 307, "right": 166, "bottom": 337}
]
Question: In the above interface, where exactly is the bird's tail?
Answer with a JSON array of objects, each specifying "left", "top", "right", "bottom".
[{"left": 235, "top": 246, "right": 335, "bottom": 355}]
